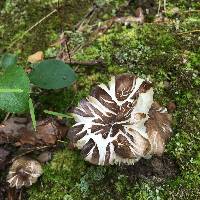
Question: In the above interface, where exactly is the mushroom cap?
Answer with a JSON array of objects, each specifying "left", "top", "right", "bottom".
[
  {"left": 68, "top": 74, "right": 172, "bottom": 165},
  {"left": 7, "top": 156, "right": 42, "bottom": 189}
]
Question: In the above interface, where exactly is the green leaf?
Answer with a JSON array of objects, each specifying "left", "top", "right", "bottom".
[
  {"left": 29, "top": 98, "right": 36, "bottom": 131},
  {"left": 44, "top": 110, "right": 73, "bottom": 118},
  {"left": 0, "top": 53, "right": 17, "bottom": 69},
  {"left": 0, "top": 66, "right": 30, "bottom": 113},
  {"left": 29, "top": 59, "right": 76, "bottom": 89}
]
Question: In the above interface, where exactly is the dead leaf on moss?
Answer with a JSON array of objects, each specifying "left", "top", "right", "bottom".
[
  {"left": 27, "top": 51, "right": 44, "bottom": 63},
  {"left": 0, "top": 117, "right": 28, "bottom": 144},
  {"left": 0, "top": 148, "right": 10, "bottom": 170},
  {"left": 0, "top": 117, "right": 68, "bottom": 147},
  {"left": 19, "top": 131, "right": 37, "bottom": 146},
  {"left": 33, "top": 119, "right": 66, "bottom": 145}
]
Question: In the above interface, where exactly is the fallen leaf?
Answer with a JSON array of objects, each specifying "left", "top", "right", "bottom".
[
  {"left": 19, "top": 130, "right": 37, "bottom": 146},
  {"left": 0, "top": 148, "right": 10, "bottom": 170},
  {"left": 0, "top": 118, "right": 28, "bottom": 144},
  {"left": 0, "top": 182, "right": 8, "bottom": 200},
  {"left": 35, "top": 118, "right": 68, "bottom": 145},
  {"left": 27, "top": 51, "right": 44, "bottom": 63},
  {"left": 0, "top": 117, "right": 68, "bottom": 147}
]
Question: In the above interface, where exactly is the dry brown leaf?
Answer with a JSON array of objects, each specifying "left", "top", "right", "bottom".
[
  {"left": 0, "top": 148, "right": 10, "bottom": 170},
  {"left": 27, "top": 51, "right": 44, "bottom": 63},
  {"left": 0, "top": 117, "right": 68, "bottom": 147},
  {"left": 0, "top": 118, "right": 28, "bottom": 144},
  {"left": 19, "top": 131, "right": 37, "bottom": 146}
]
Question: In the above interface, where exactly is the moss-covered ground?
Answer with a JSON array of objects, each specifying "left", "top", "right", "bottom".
[{"left": 1, "top": 0, "right": 200, "bottom": 199}]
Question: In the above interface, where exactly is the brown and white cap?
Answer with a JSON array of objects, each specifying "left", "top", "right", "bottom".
[
  {"left": 68, "top": 74, "right": 172, "bottom": 165},
  {"left": 7, "top": 156, "right": 42, "bottom": 189}
]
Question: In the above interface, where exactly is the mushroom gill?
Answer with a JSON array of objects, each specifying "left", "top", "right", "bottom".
[
  {"left": 68, "top": 74, "right": 172, "bottom": 165},
  {"left": 7, "top": 156, "right": 42, "bottom": 189}
]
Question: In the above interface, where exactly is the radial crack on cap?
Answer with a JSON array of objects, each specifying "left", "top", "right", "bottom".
[{"left": 68, "top": 74, "right": 172, "bottom": 165}]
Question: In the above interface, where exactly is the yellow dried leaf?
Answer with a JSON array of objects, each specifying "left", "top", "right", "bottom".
[{"left": 27, "top": 51, "right": 44, "bottom": 63}]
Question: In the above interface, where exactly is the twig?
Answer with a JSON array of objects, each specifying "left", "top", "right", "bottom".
[
  {"left": 64, "top": 59, "right": 105, "bottom": 67},
  {"left": 69, "top": 13, "right": 144, "bottom": 57},
  {"left": 57, "top": 140, "right": 68, "bottom": 144},
  {"left": 3, "top": 113, "right": 11, "bottom": 123},
  {"left": 66, "top": 42, "right": 72, "bottom": 63},
  {"left": 76, "top": 5, "right": 98, "bottom": 32},
  {"left": 163, "top": 0, "right": 166, "bottom": 11},
  {"left": 8, "top": 9, "right": 57, "bottom": 49},
  {"left": 11, "top": 146, "right": 51, "bottom": 163},
  {"left": 183, "top": 9, "right": 200, "bottom": 13},
  {"left": 157, "top": 0, "right": 161, "bottom": 15},
  {"left": 69, "top": 18, "right": 115, "bottom": 57},
  {"left": 75, "top": 4, "right": 98, "bottom": 30},
  {"left": 177, "top": 29, "right": 200, "bottom": 35}
]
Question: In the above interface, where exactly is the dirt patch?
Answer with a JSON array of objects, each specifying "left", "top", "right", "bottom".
[{"left": 117, "top": 154, "right": 179, "bottom": 183}]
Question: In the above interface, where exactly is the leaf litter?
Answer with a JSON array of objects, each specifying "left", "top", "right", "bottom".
[{"left": 0, "top": 116, "right": 68, "bottom": 199}]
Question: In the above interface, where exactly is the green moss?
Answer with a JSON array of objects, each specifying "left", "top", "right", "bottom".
[
  {"left": 8, "top": 1, "right": 198, "bottom": 199},
  {"left": 28, "top": 148, "right": 87, "bottom": 200}
]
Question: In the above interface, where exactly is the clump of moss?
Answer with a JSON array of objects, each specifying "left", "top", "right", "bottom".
[
  {"left": 28, "top": 148, "right": 87, "bottom": 200},
  {"left": 27, "top": 2, "right": 200, "bottom": 199}
]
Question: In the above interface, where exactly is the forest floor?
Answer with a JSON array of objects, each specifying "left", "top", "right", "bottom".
[{"left": 0, "top": 0, "right": 200, "bottom": 199}]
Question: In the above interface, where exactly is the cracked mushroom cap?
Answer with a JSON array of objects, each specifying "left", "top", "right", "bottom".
[
  {"left": 68, "top": 74, "right": 172, "bottom": 165},
  {"left": 7, "top": 156, "right": 42, "bottom": 189}
]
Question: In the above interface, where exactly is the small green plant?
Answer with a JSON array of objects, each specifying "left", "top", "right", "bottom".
[{"left": 0, "top": 53, "right": 76, "bottom": 127}]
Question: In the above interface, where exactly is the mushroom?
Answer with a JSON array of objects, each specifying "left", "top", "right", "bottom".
[
  {"left": 7, "top": 157, "right": 42, "bottom": 189},
  {"left": 68, "top": 74, "right": 172, "bottom": 165}
]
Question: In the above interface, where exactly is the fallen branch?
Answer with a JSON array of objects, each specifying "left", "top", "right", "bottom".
[
  {"left": 10, "top": 145, "right": 52, "bottom": 163},
  {"left": 183, "top": 9, "right": 200, "bottom": 13},
  {"left": 177, "top": 29, "right": 200, "bottom": 35},
  {"left": 64, "top": 59, "right": 105, "bottom": 67}
]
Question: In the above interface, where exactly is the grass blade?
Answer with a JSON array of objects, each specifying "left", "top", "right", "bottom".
[
  {"left": 29, "top": 98, "right": 36, "bottom": 131},
  {"left": 44, "top": 110, "right": 73, "bottom": 119}
]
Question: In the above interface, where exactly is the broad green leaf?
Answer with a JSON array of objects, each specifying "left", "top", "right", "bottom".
[
  {"left": 29, "top": 59, "right": 76, "bottom": 89},
  {"left": 29, "top": 98, "right": 36, "bottom": 131},
  {"left": 0, "top": 66, "right": 30, "bottom": 113},
  {"left": 0, "top": 53, "right": 17, "bottom": 69}
]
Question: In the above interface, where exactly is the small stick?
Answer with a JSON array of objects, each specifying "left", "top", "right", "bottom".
[
  {"left": 177, "top": 29, "right": 200, "bottom": 35},
  {"left": 75, "top": 4, "right": 97, "bottom": 30},
  {"left": 183, "top": 9, "right": 200, "bottom": 13},
  {"left": 3, "top": 112, "right": 11, "bottom": 123},
  {"left": 8, "top": 9, "right": 57, "bottom": 49},
  {"left": 11, "top": 146, "right": 51, "bottom": 163},
  {"left": 163, "top": 0, "right": 166, "bottom": 11},
  {"left": 157, "top": 0, "right": 161, "bottom": 15},
  {"left": 64, "top": 59, "right": 105, "bottom": 67}
]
